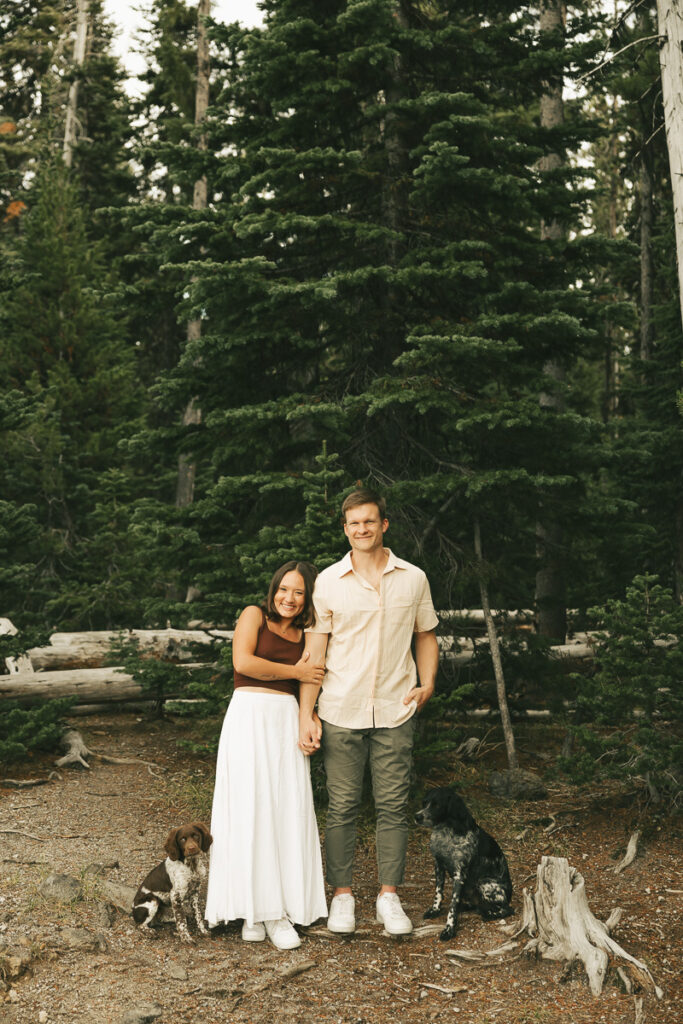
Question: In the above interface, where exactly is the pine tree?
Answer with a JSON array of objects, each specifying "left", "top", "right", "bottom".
[
  {"left": 0, "top": 159, "right": 144, "bottom": 626},
  {"left": 134, "top": 0, "right": 619, "bottom": 641}
]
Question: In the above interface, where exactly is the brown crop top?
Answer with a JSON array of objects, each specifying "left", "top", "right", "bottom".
[{"left": 233, "top": 608, "right": 304, "bottom": 696}]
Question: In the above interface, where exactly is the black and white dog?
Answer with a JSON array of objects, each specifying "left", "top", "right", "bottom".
[
  {"left": 133, "top": 822, "right": 213, "bottom": 943},
  {"left": 415, "top": 787, "right": 513, "bottom": 941}
]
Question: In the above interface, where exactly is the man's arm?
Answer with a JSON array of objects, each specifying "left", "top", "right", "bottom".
[
  {"left": 299, "top": 632, "right": 329, "bottom": 753},
  {"left": 404, "top": 629, "right": 439, "bottom": 711}
]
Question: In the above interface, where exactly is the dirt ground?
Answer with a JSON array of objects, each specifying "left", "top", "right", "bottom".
[{"left": 0, "top": 711, "right": 681, "bottom": 1024}]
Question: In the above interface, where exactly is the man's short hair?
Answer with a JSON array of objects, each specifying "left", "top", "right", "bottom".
[{"left": 341, "top": 489, "right": 387, "bottom": 522}]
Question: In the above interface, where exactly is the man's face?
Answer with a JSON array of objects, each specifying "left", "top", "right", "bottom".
[{"left": 343, "top": 503, "right": 388, "bottom": 554}]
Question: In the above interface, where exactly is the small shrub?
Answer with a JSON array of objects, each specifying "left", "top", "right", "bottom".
[
  {"left": 0, "top": 627, "right": 74, "bottom": 764},
  {"left": 561, "top": 574, "right": 683, "bottom": 803}
]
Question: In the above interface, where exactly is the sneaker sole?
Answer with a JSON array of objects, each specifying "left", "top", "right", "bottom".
[
  {"left": 375, "top": 914, "right": 413, "bottom": 935},
  {"left": 327, "top": 922, "right": 356, "bottom": 934}
]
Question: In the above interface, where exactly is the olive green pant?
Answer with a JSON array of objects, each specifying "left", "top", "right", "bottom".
[{"left": 321, "top": 717, "right": 415, "bottom": 888}]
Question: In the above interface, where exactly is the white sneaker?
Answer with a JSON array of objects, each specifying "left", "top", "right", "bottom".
[
  {"left": 264, "top": 917, "right": 301, "bottom": 950},
  {"left": 241, "top": 921, "right": 266, "bottom": 942},
  {"left": 376, "top": 892, "right": 413, "bottom": 935},
  {"left": 327, "top": 893, "right": 356, "bottom": 934}
]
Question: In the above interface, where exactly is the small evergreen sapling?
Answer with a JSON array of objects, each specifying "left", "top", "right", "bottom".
[
  {"left": 562, "top": 574, "right": 683, "bottom": 802},
  {"left": 0, "top": 628, "right": 75, "bottom": 765}
]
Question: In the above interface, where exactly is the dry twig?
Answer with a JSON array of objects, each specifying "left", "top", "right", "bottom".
[{"left": 614, "top": 831, "right": 641, "bottom": 874}]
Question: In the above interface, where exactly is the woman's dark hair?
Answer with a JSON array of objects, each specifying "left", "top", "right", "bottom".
[{"left": 264, "top": 560, "right": 318, "bottom": 629}]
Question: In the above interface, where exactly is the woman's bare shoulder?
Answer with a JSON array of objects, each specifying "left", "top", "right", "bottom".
[{"left": 237, "top": 604, "right": 263, "bottom": 623}]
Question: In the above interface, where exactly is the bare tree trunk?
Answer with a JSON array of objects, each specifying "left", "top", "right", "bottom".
[
  {"left": 175, "top": 0, "right": 211, "bottom": 518},
  {"left": 657, "top": 0, "right": 683, "bottom": 332},
  {"left": 535, "top": 0, "right": 567, "bottom": 642},
  {"left": 62, "top": 0, "right": 89, "bottom": 167},
  {"left": 640, "top": 156, "right": 654, "bottom": 362},
  {"left": 473, "top": 518, "right": 518, "bottom": 770},
  {"left": 604, "top": 86, "right": 620, "bottom": 419}
]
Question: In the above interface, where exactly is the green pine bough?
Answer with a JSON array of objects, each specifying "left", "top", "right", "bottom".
[{"left": 561, "top": 575, "right": 683, "bottom": 803}]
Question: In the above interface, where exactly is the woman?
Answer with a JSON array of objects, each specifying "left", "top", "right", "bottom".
[{"left": 205, "top": 561, "right": 327, "bottom": 950}]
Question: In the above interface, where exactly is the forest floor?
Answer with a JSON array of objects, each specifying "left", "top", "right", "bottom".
[{"left": 0, "top": 710, "right": 681, "bottom": 1024}]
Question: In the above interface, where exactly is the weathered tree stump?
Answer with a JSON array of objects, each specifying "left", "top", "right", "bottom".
[
  {"left": 504, "top": 856, "right": 662, "bottom": 1002},
  {"left": 55, "top": 729, "right": 96, "bottom": 769}
]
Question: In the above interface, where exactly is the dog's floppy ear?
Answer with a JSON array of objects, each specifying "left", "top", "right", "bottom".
[
  {"left": 447, "top": 789, "right": 476, "bottom": 831},
  {"left": 193, "top": 822, "right": 213, "bottom": 852},
  {"left": 164, "top": 828, "right": 182, "bottom": 860}
]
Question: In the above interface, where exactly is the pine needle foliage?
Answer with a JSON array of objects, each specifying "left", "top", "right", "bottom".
[{"left": 562, "top": 575, "right": 683, "bottom": 804}]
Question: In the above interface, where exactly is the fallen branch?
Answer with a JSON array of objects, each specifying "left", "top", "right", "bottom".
[
  {"left": 446, "top": 941, "right": 519, "bottom": 962},
  {"left": 0, "top": 829, "right": 45, "bottom": 842},
  {"left": 420, "top": 983, "right": 468, "bottom": 995},
  {"left": 234, "top": 960, "right": 317, "bottom": 1006},
  {"left": 1, "top": 779, "right": 52, "bottom": 789},
  {"left": 1, "top": 858, "right": 48, "bottom": 865},
  {"left": 614, "top": 831, "right": 641, "bottom": 874}
]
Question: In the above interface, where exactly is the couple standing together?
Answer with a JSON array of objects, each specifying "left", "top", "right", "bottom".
[{"left": 205, "top": 489, "right": 440, "bottom": 950}]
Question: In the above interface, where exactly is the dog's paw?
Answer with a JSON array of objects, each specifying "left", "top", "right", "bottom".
[
  {"left": 179, "top": 932, "right": 196, "bottom": 945},
  {"left": 482, "top": 905, "right": 514, "bottom": 921},
  {"left": 439, "top": 925, "right": 455, "bottom": 941},
  {"left": 423, "top": 908, "right": 441, "bottom": 920}
]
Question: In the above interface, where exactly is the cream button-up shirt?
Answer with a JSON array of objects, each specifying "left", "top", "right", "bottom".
[{"left": 308, "top": 548, "right": 439, "bottom": 730}]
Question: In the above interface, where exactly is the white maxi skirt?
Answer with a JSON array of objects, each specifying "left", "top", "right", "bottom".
[{"left": 205, "top": 691, "right": 327, "bottom": 927}]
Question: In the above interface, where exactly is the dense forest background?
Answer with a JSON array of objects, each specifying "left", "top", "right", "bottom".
[{"left": 2, "top": 0, "right": 682, "bottom": 641}]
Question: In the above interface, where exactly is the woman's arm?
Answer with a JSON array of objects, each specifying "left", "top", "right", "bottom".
[
  {"left": 232, "top": 606, "right": 324, "bottom": 684},
  {"left": 299, "top": 632, "right": 329, "bottom": 752}
]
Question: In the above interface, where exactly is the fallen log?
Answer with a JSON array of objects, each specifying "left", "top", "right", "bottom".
[
  {"left": 437, "top": 609, "right": 535, "bottom": 625},
  {"left": 26, "top": 628, "right": 233, "bottom": 670},
  {"left": 0, "top": 664, "right": 211, "bottom": 705}
]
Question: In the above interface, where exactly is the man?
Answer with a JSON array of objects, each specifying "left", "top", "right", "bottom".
[{"left": 299, "top": 489, "right": 439, "bottom": 936}]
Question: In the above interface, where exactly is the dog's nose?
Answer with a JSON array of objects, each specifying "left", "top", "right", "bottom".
[{"left": 415, "top": 811, "right": 424, "bottom": 824}]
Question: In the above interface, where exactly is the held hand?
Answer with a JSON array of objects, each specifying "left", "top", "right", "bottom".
[
  {"left": 403, "top": 684, "right": 434, "bottom": 712},
  {"left": 299, "top": 713, "right": 322, "bottom": 756},
  {"left": 295, "top": 652, "right": 325, "bottom": 686}
]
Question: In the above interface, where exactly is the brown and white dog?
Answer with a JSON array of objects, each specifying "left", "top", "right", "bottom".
[{"left": 133, "top": 822, "right": 213, "bottom": 943}]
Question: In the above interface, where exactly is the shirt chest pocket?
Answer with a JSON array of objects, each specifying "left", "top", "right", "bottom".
[{"left": 330, "top": 588, "right": 379, "bottom": 631}]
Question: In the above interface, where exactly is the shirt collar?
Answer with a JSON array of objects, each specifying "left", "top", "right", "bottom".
[{"left": 337, "top": 548, "right": 406, "bottom": 577}]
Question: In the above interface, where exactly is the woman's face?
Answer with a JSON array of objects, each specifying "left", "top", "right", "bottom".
[{"left": 274, "top": 570, "right": 306, "bottom": 621}]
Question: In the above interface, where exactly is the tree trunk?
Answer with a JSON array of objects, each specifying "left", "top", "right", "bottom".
[
  {"left": 535, "top": 0, "right": 567, "bottom": 642},
  {"left": 174, "top": 0, "right": 211, "bottom": 532},
  {"left": 473, "top": 518, "right": 518, "bottom": 770},
  {"left": 657, "top": 0, "right": 683, "bottom": 332},
  {"left": 63, "top": 0, "right": 89, "bottom": 168},
  {"left": 640, "top": 156, "right": 654, "bottom": 362}
]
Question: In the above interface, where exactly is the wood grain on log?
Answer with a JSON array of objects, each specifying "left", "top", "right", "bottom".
[
  {"left": 0, "top": 664, "right": 209, "bottom": 705},
  {"left": 27, "top": 629, "right": 233, "bottom": 670}
]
